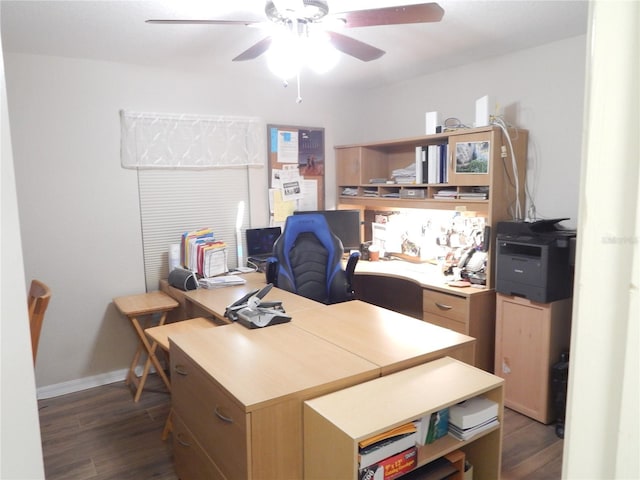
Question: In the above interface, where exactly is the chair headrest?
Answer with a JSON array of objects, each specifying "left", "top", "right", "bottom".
[{"left": 281, "top": 214, "right": 337, "bottom": 255}]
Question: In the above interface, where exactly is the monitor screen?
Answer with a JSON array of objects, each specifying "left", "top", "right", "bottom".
[{"left": 293, "top": 209, "right": 361, "bottom": 252}]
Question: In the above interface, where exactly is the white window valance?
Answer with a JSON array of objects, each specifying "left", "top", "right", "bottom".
[{"left": 120, "top": 110, "right": 266, "bottom": 169}]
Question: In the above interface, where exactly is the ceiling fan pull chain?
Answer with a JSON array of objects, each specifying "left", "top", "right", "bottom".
[{"left": 296, "top": 70, "right": 303, "bottom": 104}]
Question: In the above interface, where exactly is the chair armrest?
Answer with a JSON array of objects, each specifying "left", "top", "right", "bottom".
[
  {"left": 265, "top": 257, "right": 278, "bottom": 285},
  {"left": 345, "top": 251, "right": 360, "bottom": 288}
]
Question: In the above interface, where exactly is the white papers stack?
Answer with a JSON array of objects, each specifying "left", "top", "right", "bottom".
[
  {"left": 448, "top": 417, "right": 499, "bottom": 441},
  {"left": 448, "top": 396, "right": 499, "bottom": 441},
  {"left": 199, "top": 275, "right": 247, "bottom": 288},
  {"left": 202, "top": 246, "right": 228, "bottom": 278},
  {"left": 391, "top": 163, "right": 416, "bottom": 184}
]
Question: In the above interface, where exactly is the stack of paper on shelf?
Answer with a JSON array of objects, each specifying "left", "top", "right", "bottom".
[
  {"left": 448, "top": 396, "right": 499, "bottom": 441},
  {"left": 391, "top": 163, "right": 416, "bottom": 184},
  {"left": 434, "top": 189, "right": 458, "bottom": 199},
  {"left": 358, "top": 422, "right": 417, "bottom": 470}
]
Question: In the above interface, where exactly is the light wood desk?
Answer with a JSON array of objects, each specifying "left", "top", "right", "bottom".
[
  {"left": 169, "top": 322, "right": 379, "bottom": 480},
  {"left": 166, "top": 278, "right": 476, "bottom": 480},
  {"left": 293, "top": 300, "right": 475, "bottom": 375},
  {"left": 181, "top": 272, "right": 317, "bottom": 323},
  {"left": 353, "top": 260, "right": 496, "bottom": 371}
]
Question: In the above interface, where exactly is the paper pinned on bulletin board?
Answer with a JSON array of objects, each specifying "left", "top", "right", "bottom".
[
  {"left": 276, "top": 165, "right": 304, "bottom": 202},
  {"left": 270, "top": 188, "right": 296, "bottom": 223},
  {"left": 275, "top": 130, "right": 299, "bottom": 163}
]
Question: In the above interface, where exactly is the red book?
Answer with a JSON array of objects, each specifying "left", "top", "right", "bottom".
[{"left": 359, "top": 447, "right": 417, "bottom": 480}]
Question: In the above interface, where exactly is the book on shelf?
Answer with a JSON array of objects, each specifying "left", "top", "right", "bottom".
[
  {"left": 358, "top": 423, "right": 417, "bottom": 469},
  {"left": 359, "top": 447, "right": 417, "bottom": 480},
  {"left": 415, "top": 144, "right": 449, "bottom": 184},
  {"left": 449, "top": 396, "right": 498, "bottom": 430},
  {"left": 416, "top": 408, "right": 449, "bottom": 445},
  {"left": 427, "top": 145, "right": 438, "bottom": 184},
  {"left": 415, "top": 146, "right": 424, "bottom": 185}
]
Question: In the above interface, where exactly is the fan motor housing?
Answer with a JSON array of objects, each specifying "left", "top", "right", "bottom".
[{"left": 265, "top": 0, "right": 330, "bottom": 23}]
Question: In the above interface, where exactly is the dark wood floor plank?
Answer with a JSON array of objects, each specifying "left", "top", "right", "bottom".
[{"left": 39, "top": 374, "right": 564, "bottom": 480}]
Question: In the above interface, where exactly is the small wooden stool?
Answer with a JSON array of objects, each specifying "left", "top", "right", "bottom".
[
  {"left": 146, "top": 317, "right": 218, "bottom": 439},
  {"left": 113, "top": 291, "right": 179, "bottom": 402}
]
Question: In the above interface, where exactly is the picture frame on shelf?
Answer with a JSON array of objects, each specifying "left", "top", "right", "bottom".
[{"left": 455, "top": 141, "right": 490, "bottom": 174}]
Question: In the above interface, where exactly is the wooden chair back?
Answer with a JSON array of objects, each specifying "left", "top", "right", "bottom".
[{"left": 28, "top": 279, "right": 51, "bottom": 365}]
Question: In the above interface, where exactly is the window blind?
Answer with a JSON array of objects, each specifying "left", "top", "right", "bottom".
[{"left": 137, "top": 168, "right": 249, "bottom": 291}]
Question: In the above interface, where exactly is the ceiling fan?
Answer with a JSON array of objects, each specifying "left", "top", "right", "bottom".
[{"left": 146, "top": 1, "right": 445, "bottom": 64}]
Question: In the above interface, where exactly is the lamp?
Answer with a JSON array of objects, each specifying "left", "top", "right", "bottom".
[{"left": 236, "top": 200, "right": 245, "bottom": 269}]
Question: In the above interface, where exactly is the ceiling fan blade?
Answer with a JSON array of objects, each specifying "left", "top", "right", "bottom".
[
  {"left": 232, "top": 36, "right": 273, "bottom": 61},
  {"left": 327, "top": 31, "right": 385, "bottom": 62},
  {"left": 146, "top": 19, "right": 260, "bottom": 26},
  {"left": 335, "top": 3, "right": 445, "bottom": 28}
]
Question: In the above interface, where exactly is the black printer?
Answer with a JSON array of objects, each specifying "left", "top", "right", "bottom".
[{"left": 495, "top": 219, "right": 576, "bottom": 303}]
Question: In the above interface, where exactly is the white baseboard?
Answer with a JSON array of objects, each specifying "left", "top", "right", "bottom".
[{"left": 36, "top": 365, "right": 156, "bottom": 400}]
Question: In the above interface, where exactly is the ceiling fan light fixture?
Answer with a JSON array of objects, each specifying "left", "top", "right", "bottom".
[
  {"left": 306, "top": 31, "right": 340, "bottom": 74},
  {"left": 266, "top": 28, "right": 303, "bottom": 79},
  {"left": 266, "top": 0, "right": 330, "bottom": 23}
]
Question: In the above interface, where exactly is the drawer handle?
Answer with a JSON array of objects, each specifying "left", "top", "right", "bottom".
[
  {"left": 214, "top": 407, "right": 234, "bottom": 423},
  {"left": 174, "top": 364, "right": 189, "bottom": 376},
  {"left": 434, "top": 302, "right": 453, "bottom": 311},
  {"left": 176, "top": 434, "right": 191, "bottom": 447}
]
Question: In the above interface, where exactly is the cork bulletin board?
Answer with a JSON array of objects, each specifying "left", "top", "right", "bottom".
[{"left": 267, "top": 124, "right": 325, "bottom": 216}]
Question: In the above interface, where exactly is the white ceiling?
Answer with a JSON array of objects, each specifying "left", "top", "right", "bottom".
[{"left": 0, "top": 0, "right": 589, "bottom": 89}]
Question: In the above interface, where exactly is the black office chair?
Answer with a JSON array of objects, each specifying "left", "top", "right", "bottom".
[{"left": 266, "top": 214, "right": 359, "bottom": 305}]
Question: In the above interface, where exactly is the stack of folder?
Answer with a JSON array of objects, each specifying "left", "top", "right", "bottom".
[{"left": 181, "top": 228, "right": 228, "bottom": 278}]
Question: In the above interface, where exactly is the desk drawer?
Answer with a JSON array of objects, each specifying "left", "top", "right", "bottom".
[
  {"left": 424, "top": 313, "right": 467, "bottom": 335},
  {"left": 173, "top": 412, "right": 226, "bottom": 480},
  {"left": 171, "top": 345, "right": 249, "bottom": 480},
  {"left": 423, "top": 290, "right": 467, "bottom": 323}
]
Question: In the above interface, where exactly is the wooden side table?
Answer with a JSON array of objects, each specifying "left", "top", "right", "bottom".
[{"left": 113, "top": 291, "right": 179, "bottom": 402}]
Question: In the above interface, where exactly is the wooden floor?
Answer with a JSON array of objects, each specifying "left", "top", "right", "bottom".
[{"left": 38, "top": 374, "right": 564, "bottom": 480}]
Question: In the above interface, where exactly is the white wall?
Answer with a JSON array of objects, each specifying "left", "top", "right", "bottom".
[
  {"left": 357, "top": 35, "right": 586, "bottom": 229},
  {"left": 0, "top": 26, "right": 45, "bottom": 479},
  {"left": 4, "top": 34, "right": 587, "bottom": 394},
  {"left": 3, "top": 52, "right": 364, "bottom": 392},
  {"left": 564, "top": 2, "right": 639, "bottom": 477}
]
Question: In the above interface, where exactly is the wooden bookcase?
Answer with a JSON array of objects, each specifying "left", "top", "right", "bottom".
[{"left": 303, "top": 357, "right": 505, "bottom": 480}]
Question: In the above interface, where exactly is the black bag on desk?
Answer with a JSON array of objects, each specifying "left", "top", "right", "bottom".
[{"left": 168, "top": 268, "right": 198, "bottom": 291}]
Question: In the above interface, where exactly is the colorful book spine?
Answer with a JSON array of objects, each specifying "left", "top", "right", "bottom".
[{"left": 359, "top": 447, "right": 417, "bottom": 480}]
